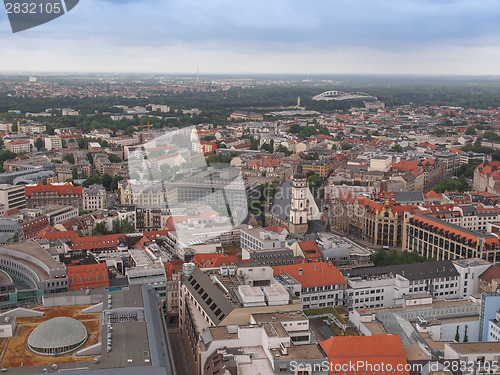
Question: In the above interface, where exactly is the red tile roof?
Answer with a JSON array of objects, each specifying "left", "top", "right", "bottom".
[
  {"left": 69, "top": 234, "right": 124, "bottom": 251},
  {"left": 25, "top": 183, "right": 83, "bottom": 196},
  {"left": 425, "top": 190, "right": 442, "bottom": 198},
  {"left": 480, "top": 265, "right": 500, "bottom": 283},
  {"left": 38, "top": 230, "right": 81, "bottom": 241},
  {"left": 299, "top": 241, "right": 322, "bottom": 261},
  {"left": 273, "top": 262, "right": 346, "bottom": 288},
  {"left": 144, "top": 230, "right": 170, "bottom": 239},
  {"left": 411, "top": 214, "right": 500, "bottom": 246},
  {"left": 391, "top": 161, "right": 419, "bottom": 171},
  {"left": 263, "top": 225, "right": 289, "bottom": 234},
  {"left": 164, "top": 259, "right": 184, "bottom": 280},
  {"left": 320, "top": 335, "right": 409, "bottom": 375}
]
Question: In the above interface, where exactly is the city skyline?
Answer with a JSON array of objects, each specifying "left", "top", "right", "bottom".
[{"left": 1, "top": 0, "right": 500, "bottom": 75}]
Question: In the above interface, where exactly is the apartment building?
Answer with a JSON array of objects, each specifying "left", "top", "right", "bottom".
[
  {"left": 403, "top": 212, "right": 500, "bottom": 264},
  {"left": 0, "top": 184, "right": 26, "bottom": 211},
  {"left": 274, "top": 262, "right": 347, "bottom": 309},
  {"left": 7, "top": 140, "right": 31, "bottom": 153},
  {"left": 25, "top": 183, "right": 83, "bottom": 209},
  {"left": 82, "top": 184, "right": 106, "bottom": 211},
  {"left": 342, "top": 260, "right": 485, "bottom": 310},
  {"left": 333, "top": 193, "right": 408, "bottom": 247},
  {"left": 44, "top": 135, "right": 62, "bottom": 150},
  {"left": 179, "top": 264, "right": 301, "bottom": 374},
  {"left": 200, "top": 311, "right": 328, "bottom": 375}
]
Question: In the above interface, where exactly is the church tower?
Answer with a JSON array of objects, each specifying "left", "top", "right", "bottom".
[{"left": 288, "top": 173, "right": 308, "bottom": 235}]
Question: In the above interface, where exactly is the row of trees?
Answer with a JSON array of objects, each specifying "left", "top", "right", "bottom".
[
  {"left": 371, "top": 249, "right": 431, "bottom": 266},
  {"left": 94, "top": 219, "right": 135, "bottom": 236},
  {"left": 79, "top": 173, "right": 123, "bottom": 191}
]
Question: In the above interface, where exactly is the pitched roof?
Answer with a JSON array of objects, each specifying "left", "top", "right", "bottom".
[
  {"left": 263, "top": 225, "right": 289, "bottom": 235},
  {"left": 425, "top": 190, "right": 442, "bottom": 198},
  {"left": 391, "top": 161, "right": 419, "bottom": 171},
  {"left": 25, "top": 183, "right": 83, "bottom": 196},
  {"left": 320, "top": 335, "right": 409, "bottom": 375},
  {"left": 411, "top": 213, "right": 499, "bottom": 246},
  {"left": 299, "top": 241, "right": 322, "bottom": 261},
  {"left": 269, "top": 178, "right": 293, "bottom": 222},
  {"left": 69, "top": 234, "right": 125, "bottom": 251},
  {"left": 479, "top": 265, "right": 500, "bottom": 282},
  {"left": 164, "top": 259, "right": 184, "bottom": 280},
  {"left": 273, "top": 262, "right": 346, "bottom": 288},
  {"left": 38, "top": 230, "right": 81, "bottom": 241}
]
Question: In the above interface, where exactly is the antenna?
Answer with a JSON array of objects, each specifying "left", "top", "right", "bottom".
[{"left": 196, "top": 66, "right": 199, "bottom": 84}]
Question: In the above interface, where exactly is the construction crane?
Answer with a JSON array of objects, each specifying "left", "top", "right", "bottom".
[{"left": 134, "top": 122, "right": 151, "bottom": 134}]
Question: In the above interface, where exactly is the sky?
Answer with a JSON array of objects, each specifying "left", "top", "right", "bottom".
[{"left": 1, "top": 0, "right": 500, "bottom": 75}]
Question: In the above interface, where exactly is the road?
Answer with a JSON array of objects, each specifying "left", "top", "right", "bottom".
[{"left": 168, "top": 326, "right": 191, "bottom": 375}]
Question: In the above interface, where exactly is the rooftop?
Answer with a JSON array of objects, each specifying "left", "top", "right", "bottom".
[
  {"left": 2, "top": 240, "right": 66, "bottom": 271},
  {"left": 251, "top": 310, "right": 307, "bottom": 323},
  {"left": 344, "top": 260, "right": 459, "bottom": 282},
  {"left": 447, "top": 342, "right": 500, "bottom": 354},
  {"left": 273, "top": 262, "right": 346, "bottom": 288}
]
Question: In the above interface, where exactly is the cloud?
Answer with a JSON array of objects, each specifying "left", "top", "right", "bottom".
[{"left": 1, "top": 0, "right": 500, "bottom": 74}]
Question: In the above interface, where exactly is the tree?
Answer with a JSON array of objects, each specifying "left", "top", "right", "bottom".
[
  {"left": 342, "top": 143, "right": 353, "bottom": 150},
  {"left": 72, "top": 167, "right": 78, "bottom": 180},
  {"left": 299, "top": 126, "right": 318, "bottom": 139},
  {"left": 455, "top": 326, "right": 460, "bottom": 342},
  {"left": 434, "top": 129, "right": 446, "bottom": 136},
  {"left": 318, "top": 126, "right": 330, "bottom": 136},
  {"left": 250, "top": 139, "right": 258, "bottom": 150},
  {"left": 305, "top": 152, "right": 319, "bottom": 161},
  {"left": 391, "top": 144, "right": 403, "bottom": 153},
  {"left": 101, "top": 174, "right": 112, "bottom": 190},
  {"left": 34, "top": 138, "right": 43, "bottom": 151},
  {"left": 77, "top": 138, "right": 87, "bottom": 149},
  {"left": 306, "top": 172, "right": 322, "bottom": 197},
  {"left": 110, "top": 175, "right": 123, "bottom": 191},
  {"left": 464, "top": 325, "right": 468, "bottom": 342},
  {"left": 63, "top": 153, "right": 75, "bottom": 164},
  {"left": 82, "top": 175, "right": 102, "bottom": 188},
  {"left": 483, "top": 130, "right": 500, "bottom": 141},
  {"left": 371, "top": 249, "right": 430, "bottom": 266},
  {"left": 94, "top": 222, "right": 110, "bottom": 236},
  {"left": 465, "top": 126, "right": 477, "bottom": 135},
  {"left": 119, "top": 219, "right": 135, "bottom": 234},
  {"left": 108, "top": 153, "right": 121, "bottom": 163},
  {"left": 261, "top": 142, "right": 274, "bottom": 153},
  {"left": 276, "top": 144, "right": 292, "bottom": 156},
  {"left": 432, "top": 177, "right": 469, "bottom": 194}
]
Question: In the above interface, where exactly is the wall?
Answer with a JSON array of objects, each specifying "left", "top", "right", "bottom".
[
  {"left": 441, "top": 320, "right": 480, "bottom": 342},
  {"left": 42, "top": 292, "right": 103, "bottom": 307}
]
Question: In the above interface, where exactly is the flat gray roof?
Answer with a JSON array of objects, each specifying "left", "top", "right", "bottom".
[{"left": 2, "top": 241, "right": 66, "bottom": 271}]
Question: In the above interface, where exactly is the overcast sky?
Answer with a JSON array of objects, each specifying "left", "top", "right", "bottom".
[{"left": 1, "top": 0, "right": 500, "bottom": 75}]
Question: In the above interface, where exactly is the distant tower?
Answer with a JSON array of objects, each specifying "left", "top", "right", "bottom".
[
  {"left": 288, "top": 173, "right": 308, "bottom": 235},
  {"left": 297, "top": 96, "right": 301, "bottom": 108}
]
